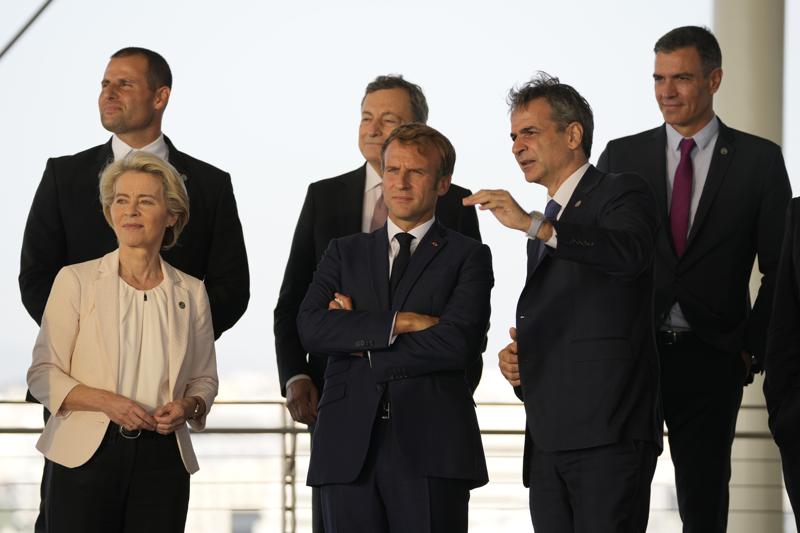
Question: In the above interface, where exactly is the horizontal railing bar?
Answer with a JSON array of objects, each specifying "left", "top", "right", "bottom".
[{"left": 0, "top": 427, "right": 776, "bottom": 439}]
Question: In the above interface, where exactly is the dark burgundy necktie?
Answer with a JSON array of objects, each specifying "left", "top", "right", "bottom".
[{"left": 669, "top": 138, "right": 695, "bottom": 257}]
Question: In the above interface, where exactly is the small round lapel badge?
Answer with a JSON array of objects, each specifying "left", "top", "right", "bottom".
[
  {"left": 720, "top": 147, "right": 728, "bottom": 155},
  {"left": 574, "top": 200, "right": 582, "bottom": 208},
  {"left": 179, "top": 301, "right": 186, "bottom": 309},
  {"left": 431, "top": 241, "right": 439, "bottom": 247}
]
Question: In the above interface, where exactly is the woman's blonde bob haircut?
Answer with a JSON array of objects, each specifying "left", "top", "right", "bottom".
[{"left": 98, "top": 152, "right": 190, "bottom": 250}]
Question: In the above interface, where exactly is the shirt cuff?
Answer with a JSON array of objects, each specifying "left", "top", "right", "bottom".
[
  {"left": 286, "top": 374, "right": 312, "bottom": 389},
  {"left": 545, "top": 228, "right": 558, "bottom": 248}
]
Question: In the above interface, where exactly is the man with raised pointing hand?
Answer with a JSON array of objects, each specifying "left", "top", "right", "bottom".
[{"left": 465, "top": 73, "right": 661, "bottom": 533}]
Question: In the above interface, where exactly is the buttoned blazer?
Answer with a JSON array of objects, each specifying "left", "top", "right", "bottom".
[
  {"left": 765, "top": 197, "right": 800, "bottom": 448},
  {"left": 27, "top": 250, "right": 218, "bottom": 474},
  {"left": 516, "top": 167, "right": 662, "bottom": 483},
  {"left": 296, "top": 221, "right": 493, "bottom": 487},
  {"left": 19, "top": 136, "right": 249, "bottom": 340},
  {"left": 274, "top": 164, "right": 482, "bottom": 395},
  {"left": 597, "top": 121, "right": 791, "bottom": 358}
]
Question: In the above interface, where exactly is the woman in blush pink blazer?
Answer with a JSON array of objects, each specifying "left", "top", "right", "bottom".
[{"left": 27, "top": 152, "right": 218, "bottom": 533}]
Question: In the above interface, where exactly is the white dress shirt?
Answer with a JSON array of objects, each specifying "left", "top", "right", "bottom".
[{"left": 111, "top": 133, "right": 169, "bottom": 162}]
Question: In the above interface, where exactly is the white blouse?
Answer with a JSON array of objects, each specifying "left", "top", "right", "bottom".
[{"left": 118, "top": 278, "right": 171, "bottom": 413}]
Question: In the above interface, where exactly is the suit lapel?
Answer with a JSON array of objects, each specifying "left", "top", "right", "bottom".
[
  {"left": 645, "top": 127, "right": 678, "bottom": 265},
  {"left": 526, "top": 166, "right": 602, "bottom": 279},
  {"left": 392, "top": 222, "right": 448, "bottom": 309},
  {"left": 95, "top": 139, "right": 114, "bottom": 176},
  {"left": 162, "top": 136, "right": 194, "bottom": 193},
  {"left": 685, "top": 122, "right": 735, "bottom": 250},
  {"left": 341, "top": 165, "right": 368, "bottom": 234},
  {"left": 649, "top": 127, "right": 670, "bottom": 219},
  {"left": 368, "top": 226, "right": 391, "bottom": 311},
  {"left": 163, "top": 261, "right": 190, "bottom": 397},
  {"left": 93, "top": 250, "right": 121, "bottom": 388}
]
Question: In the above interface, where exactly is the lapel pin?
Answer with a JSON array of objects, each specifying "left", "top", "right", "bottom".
[
  {"left": 720, "top": 147, "right": 728, "bottom": 155},
  {"left": 574, "top": 200, "right": 582, "bottom": 208},
  {"left": 431, "top": 241, "right": 438, "bottom": 247},
  {"left": 180, "top": 174, "right": 188, "bottom": 182},
  {"left": 178, "top": 301, "right": 186, "bottom": 309}
]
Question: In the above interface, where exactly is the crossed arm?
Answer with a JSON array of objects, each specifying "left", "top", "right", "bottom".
[{"left": 297, "top": 239, "right": 493, "bottom": 381}]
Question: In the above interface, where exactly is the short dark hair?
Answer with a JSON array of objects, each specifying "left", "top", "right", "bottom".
[
  {"left": 111, "top": 47, "right": 173, "bottom": 90},
  {"left": 507, "top": 72, "right": 594, "bottom": 159},
  {"left": 380, "top": 123, "right": 455, "bottom": 181},
  {"left": 363, "top": 75, "right": 429, "bottom": 124},
  {"left": 654, "top": 26, "right": 722, "bottom": 76}
]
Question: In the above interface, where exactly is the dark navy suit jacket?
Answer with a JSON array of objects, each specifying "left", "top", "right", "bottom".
[
  {"left": 515, "top": 166, "right": 663, "bottom": 484},
  {"left": 597, "top": 121, "right": 791, "bottom": 360},
  {"left": 275, "top": 164, "right": 482, "bottom": 396},
  {"left": 297, "top": 220, "right": 492, "bottom": 487}
]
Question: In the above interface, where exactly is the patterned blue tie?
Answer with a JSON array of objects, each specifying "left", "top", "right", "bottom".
[{"left": 537, "top": 199, "right": 562, "bottom": 259}]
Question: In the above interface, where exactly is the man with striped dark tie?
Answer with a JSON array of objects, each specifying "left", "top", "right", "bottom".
[{"left": 596, "top": 26, "right": 791, "bottom": 533}]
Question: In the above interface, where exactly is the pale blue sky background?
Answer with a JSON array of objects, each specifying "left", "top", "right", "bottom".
[{"left": 0, "top": 0, "right": 796, "bottom": 401}]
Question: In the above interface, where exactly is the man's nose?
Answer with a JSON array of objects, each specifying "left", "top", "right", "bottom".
[
  {"left": 398, "top": 172, "right": 412, "bottom": 188},
  {"left": 512, "top": 137, "right": 525, "bottom": 156},
  {"left": 368, "top": 120, "right": 382, "bottom": 137},
  {"left": 101, "top": 85, "right": 118, "bottom": 101},
  {"left": 660, "top": 80, "right": 677, "bottom": 98}
]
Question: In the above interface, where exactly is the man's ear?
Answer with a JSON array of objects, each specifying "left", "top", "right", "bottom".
[
  {"left": 154, "top": 86, "right": 171, "bottom": 111},
  {"left": 566, "top": 122, "right": 584, "bottom": 152},
  {"left": 437, "top": 174, "right": 452, "bottom": 196},
  {"left": 708, "top": 67, "right": 723, "bottom": 95}
]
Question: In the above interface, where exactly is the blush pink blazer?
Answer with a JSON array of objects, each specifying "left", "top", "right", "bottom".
[{"left": 27, "top": 249, "right": 218, "bottom": 474}]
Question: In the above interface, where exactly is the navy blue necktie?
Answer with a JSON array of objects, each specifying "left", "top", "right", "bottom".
[
  {"left": 537, "top": 199, "right": 562, "bottom": 259},
  {"left": 390, "top": 233, "right": 414, "bottom": 302}
]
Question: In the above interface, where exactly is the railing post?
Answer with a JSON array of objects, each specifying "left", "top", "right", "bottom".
[{"left": 281, "top": 406, "right": 297, "bottom": 533}]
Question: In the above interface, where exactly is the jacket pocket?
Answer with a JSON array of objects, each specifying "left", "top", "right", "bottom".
[
  {"left": 569, "top": 337, "right": 632, "bottom": 362},
  {"left": 317, "top": 383, "right": 346, "bottom": 409}
]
